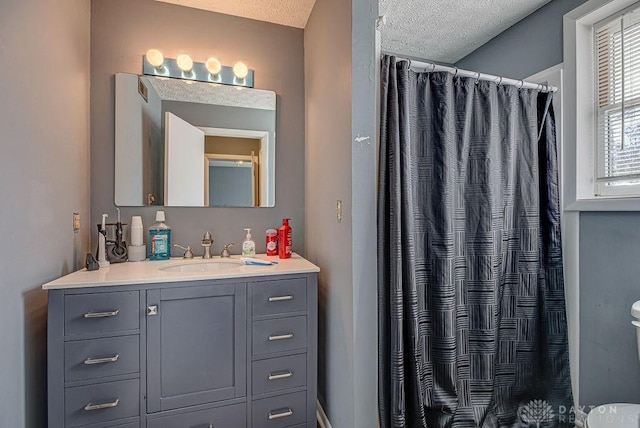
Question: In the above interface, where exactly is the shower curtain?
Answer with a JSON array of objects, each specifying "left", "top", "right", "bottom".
[{"left": 378, "top": 55, "right": 573, "bottom": 427}]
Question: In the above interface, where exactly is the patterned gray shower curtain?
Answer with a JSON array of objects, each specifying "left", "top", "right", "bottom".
[{"left": 378, "top": 55, "right": 573, "bottom": 427}]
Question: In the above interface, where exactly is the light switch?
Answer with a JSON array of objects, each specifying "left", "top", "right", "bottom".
[
  {"left": 73, "top": 212, "right": 80, "bottom": 232},
  {"left": 336, "top": 200, "right": 342, "bottom": 223}
]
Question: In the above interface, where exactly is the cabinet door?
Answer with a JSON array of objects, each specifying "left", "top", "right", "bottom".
[{"left": 146, "top": 283, "right": 246, "bottom": 412}]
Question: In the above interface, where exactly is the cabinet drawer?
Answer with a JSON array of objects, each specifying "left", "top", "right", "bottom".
[
  {"left": 65, "top": 291, "right": 139, "bottom": 336},
  {"left": 65, "top": 379, "right": 139, "bottom": 427},
  {"left": 251, "top": 278, "right": 307, "bottom": 317},
  {"left": 252, "top": 316, "right": 307, "bottom": 356},
  {"left": 65, "top": 335, "right": 139, "bottom": 382},
  {"left": 146, "top": 402, "right": 246, "bottom": 428},
  {"left": 252, "top": 354, "right": 307, "bottom": 395},
  {"left": 252, "top": 391, "right": 306, "bottom": 427}
]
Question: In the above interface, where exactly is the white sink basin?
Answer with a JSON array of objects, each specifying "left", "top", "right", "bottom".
[{"left": 159, "top": 260, "right": 241, "bottom": 273}]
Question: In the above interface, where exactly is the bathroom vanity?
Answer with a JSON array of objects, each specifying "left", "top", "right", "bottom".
[{"left": 44, "top": 255, "right": 318, "bottom": 428}]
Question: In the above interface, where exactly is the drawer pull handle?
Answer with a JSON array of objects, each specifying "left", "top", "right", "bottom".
[
  {"left": 84, "top": 398, "right": 119, "bottom": 411},
  {"left": 84, "top": 354, "right": 120, "bottom": 365},
  {"left": 268, "top": 295, "right": 293, "bottom": 302},
  {"left": 268, "top": 333, "right": 294, "bottom": 341},
  {"left": 268, "top": 370, "right": 293, "bottom": 380},
  {"left": 84, "top": 310, "right": 119, "bottom": 319},
  {"left": 268, "top": 408, "right": 293, "bottom": 420}
]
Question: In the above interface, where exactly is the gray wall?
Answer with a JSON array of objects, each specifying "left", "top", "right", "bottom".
[
  {"left": 91, "top": 0, "right": 305, "bottom": 255},
  {"left": 456, "top": 0, "right": 640, "bottom": 409},
  {"left": 304, "top": 0, "right": 378, "bottom": 425},
  {"left": 0, "top": 1, "right": 91, "bottom": 426},
  {"left": 163, "top": 102, "right": 276, "bottom": 135},
  {"left": 456, "top": 0, "right": 588, "bottom": 78},
  {"left": 209, "top": 165, "right": 253, "bottom": 207},
  {"left": 305, "top": 0, "right": 354, "bottom": 423},
  {"left": 579, "top": 212, "right": 640, "bottom": 406},
  {"left": 350, "top": 0, "right": 379, "bottom": 424}
]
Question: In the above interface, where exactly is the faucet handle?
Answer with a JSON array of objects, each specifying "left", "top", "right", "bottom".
[
  {"left": 174, "top": 244, "right": 193, "bottom": 259},
  {"left": 221, "top": 243, "right": 234, "bottom": 258}
]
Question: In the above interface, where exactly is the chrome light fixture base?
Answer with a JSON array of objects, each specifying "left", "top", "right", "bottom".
[{"left": 143, "top": 55, "right": 254, "bottom": 88}]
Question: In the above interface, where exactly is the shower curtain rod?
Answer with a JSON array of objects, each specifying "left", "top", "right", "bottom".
[{"left": 394, "top": 57, "right": 558, "bottom": 93}]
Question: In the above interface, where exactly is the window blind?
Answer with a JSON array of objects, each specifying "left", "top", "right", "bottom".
[{"left": 596, "top": 7, "right": 640, "bottom": 186}]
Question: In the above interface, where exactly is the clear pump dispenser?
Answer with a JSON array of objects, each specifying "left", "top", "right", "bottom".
[{"left": 242, "top": 228, "right": 256, "bottom": 256}]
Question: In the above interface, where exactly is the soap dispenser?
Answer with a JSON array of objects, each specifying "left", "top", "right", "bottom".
[{"left": 242, "top": 228, "right": 256, "bottom": 256}]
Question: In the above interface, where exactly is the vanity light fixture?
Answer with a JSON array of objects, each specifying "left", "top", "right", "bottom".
[
  {"left": 176, "top": 54, "right": 194, "bottom": 73},
  {"left": 146, "top": 49, "right": 164, "bottom": 69},
  {"left": 205, "top": 57, "right": 222, "bottom": 76},
  {"left": 233, "top": 61, "right": 249, "bottom": 80},
  {"left": 143, "top": 51, "right": 254, "bottom": 88}
]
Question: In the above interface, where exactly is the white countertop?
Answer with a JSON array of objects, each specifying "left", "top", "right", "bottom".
[{"left": 42, "top": 253, "right": 319, "bottom": 290}]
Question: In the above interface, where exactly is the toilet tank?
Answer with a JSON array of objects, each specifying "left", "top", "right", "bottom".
[{"left": 631, "top": 301, "right": 640, "bottom": 362}]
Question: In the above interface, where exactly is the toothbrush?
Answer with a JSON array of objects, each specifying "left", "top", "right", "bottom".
[
  {"left": 240, "top": 257, "right": 278, "bottom": 266},
  {"left": 98, "top": 214, "right": 110, "bottom": 267}
]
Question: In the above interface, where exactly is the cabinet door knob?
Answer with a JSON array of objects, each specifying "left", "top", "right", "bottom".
[{"left": 147, "top": 305, "right": 158, "bottom": 316}]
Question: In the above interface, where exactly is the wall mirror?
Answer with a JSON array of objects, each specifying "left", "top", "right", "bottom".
[{"left": 114, "top": 73, "right": 276, "bottom": 207}]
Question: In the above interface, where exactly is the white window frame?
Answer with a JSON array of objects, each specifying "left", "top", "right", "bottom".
[{"left": 564, "top": 0, "right": 640, "bottom": 210}]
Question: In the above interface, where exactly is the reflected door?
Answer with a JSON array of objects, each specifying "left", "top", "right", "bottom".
[{"left": 164, "top": 112, "right": 205, "bottom": 206}]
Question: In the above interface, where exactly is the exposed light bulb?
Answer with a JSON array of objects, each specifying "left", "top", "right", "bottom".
[
  {"left": 233, "top": 61, "right": 249, "bottom": 80},
  {"left": 206, "top": 57, "right": 222, "bottom": 76},
  {"left": 176, "top": 54, "right": 193, "bottom": 73},
  {"left": 146, "top": 49, "right": 164, "bottom": 69}
]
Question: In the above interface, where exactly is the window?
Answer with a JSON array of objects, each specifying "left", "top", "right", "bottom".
[
  {"left": 564, "top": 0, "right": 640, "bottom": 209},
  {"left": 595, "top": 6, "right": 640, "bottom": 196}
]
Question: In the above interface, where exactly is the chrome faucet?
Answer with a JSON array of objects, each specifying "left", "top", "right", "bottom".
[
  {"left": 201, "top": 231, "right": 213, "bottom": 259},
  {"left": 174, "top": 244, "right": 193, "bottom": 259},
  {"left": 221, "top": 243, "right": 234, "bottom": 258}
]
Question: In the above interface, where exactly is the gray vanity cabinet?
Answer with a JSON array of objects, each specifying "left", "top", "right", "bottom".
[
  {"left": 146, "top": 283, "right": 246, "bottom": 412},
  {"left": 47, "top": 271, "right": 317, "bottom": 428}
]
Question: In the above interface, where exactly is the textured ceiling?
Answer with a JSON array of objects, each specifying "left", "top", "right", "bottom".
[
  {"left": 157, "top": 0, "right": 551, "bottom": 64},
  {"left": 155, "top": 0, "right": 316, "bottom": 28},
  {"left": 379, "top": 0, "right": 552, "bottom": 64}
]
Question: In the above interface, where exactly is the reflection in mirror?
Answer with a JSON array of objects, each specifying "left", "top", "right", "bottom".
[{"left": 114, "top": 73, "right": 276, "bottom": 207}]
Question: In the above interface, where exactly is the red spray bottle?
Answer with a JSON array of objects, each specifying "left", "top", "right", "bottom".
[{"left": 278, "top": 218, "right": 292, "bottom": 259}]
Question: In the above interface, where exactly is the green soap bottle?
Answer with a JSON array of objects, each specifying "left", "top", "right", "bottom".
[{"left": 149, "top": 210, "right": 171, "bottom": 260}]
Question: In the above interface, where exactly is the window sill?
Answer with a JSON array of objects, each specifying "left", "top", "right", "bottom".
[{"left": 565, "top": 197, "right": 640, "bottom": 211}]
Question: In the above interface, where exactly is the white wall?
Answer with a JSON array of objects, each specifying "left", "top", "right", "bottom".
[{"left": 0, "top": 0, "right": 91, "bottom": 426}]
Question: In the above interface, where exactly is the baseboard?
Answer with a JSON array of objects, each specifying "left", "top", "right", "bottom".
[{"left": 317, "top": 400, "right": 332, "bottom": 428}]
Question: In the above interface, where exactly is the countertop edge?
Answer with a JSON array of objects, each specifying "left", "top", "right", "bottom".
[{"left": 42, "top": 254, "right": 320, "bottom": 290}]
